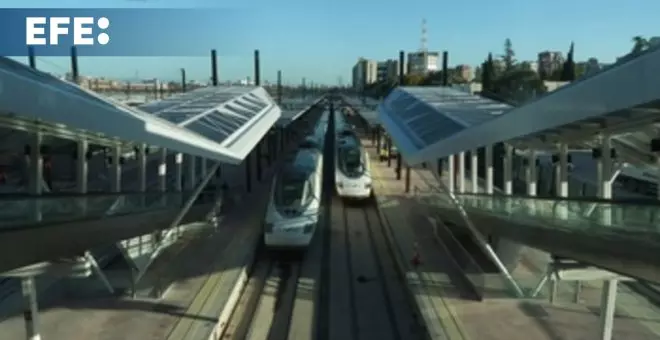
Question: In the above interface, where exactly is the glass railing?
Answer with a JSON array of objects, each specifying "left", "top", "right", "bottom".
[
  {"left": 0, "top": 190, "right": 219, "bottom": 229},
  {"left": 418, "top": 190, "right": 660, "bottom": 237}
]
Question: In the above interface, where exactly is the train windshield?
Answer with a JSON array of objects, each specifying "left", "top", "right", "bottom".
[
  {"left": 338, "top": 147, "right": 365, "bottom": 178},
  {"left": 275, "top": 171, "right": 314, "bottom": 208}
]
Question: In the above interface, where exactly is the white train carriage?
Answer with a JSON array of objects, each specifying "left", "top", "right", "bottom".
[
  {"left": 263, "top": 112, "right": 328, "bottom": 249},
  {"left": 334, "top": 114, "right": 372, "bottom": 199}
]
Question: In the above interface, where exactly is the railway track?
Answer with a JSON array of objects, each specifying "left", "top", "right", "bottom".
[
  {"left": 316, "top": 196, "right": 423, "bottom": 340},
  {"left": 222, "top": 253, "right": 303, "bottom": 340}
]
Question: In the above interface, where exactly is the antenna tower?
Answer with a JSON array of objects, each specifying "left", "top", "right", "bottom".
[{"left": 420, "top": 18, "right": 428, "bottom": 52}]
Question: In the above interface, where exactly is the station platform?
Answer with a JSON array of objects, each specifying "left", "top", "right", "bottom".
[
  {"left": 0, "top": 160, "right": 279, "bottom": 340},
  {"left": 365, "top": 141, "right": 660, "bottom": 339},
  {"left": 0, "top": 190, "right": 217, "bottom": 274}
]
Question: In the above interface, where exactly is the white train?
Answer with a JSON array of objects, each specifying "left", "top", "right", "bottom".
[
  {"left": 263, "top": 111, "right": 328, "bottom": 249},
  {"left": 334, "top": 112, "right": 372, "bottom": 199}
]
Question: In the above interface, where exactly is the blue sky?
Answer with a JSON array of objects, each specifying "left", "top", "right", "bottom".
[{"left": 5, "top": 0, "right": 660, "bottom": 85}]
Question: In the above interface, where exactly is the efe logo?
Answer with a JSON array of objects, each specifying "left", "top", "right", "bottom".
[{"left": 26, "top": 17, "right": 110, "bottom": 46}]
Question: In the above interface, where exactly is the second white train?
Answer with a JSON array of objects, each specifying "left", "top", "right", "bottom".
[
  {"left": 334, "top": 110, "right": 372, "bottom": 199},
  {"left": 263, "top": 111, "right": 328, "bottom": 249}
]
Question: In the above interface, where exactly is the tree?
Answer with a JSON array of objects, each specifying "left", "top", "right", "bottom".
[
  {"left": 481, "top": 53, "right": 495, "bottom": 92},
  {"left": 502, "top": 38, "right": 516, "bottom": 72},
  {"left": 631, "top": 36, "right": 649, "bottom": 55},
  {"left": 560, "top": 42, "right": 575, "bottom": 82},
  {"left": 473, "top": 65, "right": 482, "bottom": 82}
]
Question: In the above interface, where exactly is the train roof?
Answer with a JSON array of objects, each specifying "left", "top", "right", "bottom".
[
  {"left": 299, "top": 137, "right": 320, "bottom": 150},
  {"left": 283, "top": 149, "right": 318, "bottom": 175},
  {"left": 338, "top": 133, "right": 361, "bottom": 149}
]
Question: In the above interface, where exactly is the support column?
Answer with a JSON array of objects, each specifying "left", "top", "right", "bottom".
[
  {"left": 557, "top": 143, "right": 569, "bottom": 218},
  {"left": 21, "top": 277, "right": 40, "bottom": 340},
  {"left": 174, "top": 153, "right": 183, "bottom": 192},
  {"left": 597, "top": 134, "right": 617, "bottom": 340},
  {"left": 186, "top": 154, "right": 196, "bottom": 190},
  {"left": 525, "top": 150, "right": 537, "bottom": 215},
  {"left": 137, "top": 144, "right": 147, "bottom": 192},
  {"left": 110, "top": 145, "right": 121, "bottom": 193},
  {"left": 494, "top": 143, "right": 523, "bottom": 271},
  {"left": 599, "top": 279, "right": 618, "bottom": 340},
  {"left": 447, "top": 155, "right": 455, "bottom": 193},
  {"left": 376, "top": 127, "right": 382, "bottom": 151},
  {"left": 470, "top": 150, "right": 478, "bottom": 193},
  {"left": 484, "top": 145, "right": 494, "bottom": 194},
  {"left": 503, "top": 144, "right": 513, "bottom": 195},
  {"left": 387, "top": 137, "right": 392, "bottom": 167},
  {"left": 526, "top": 151, "right": 537, "bottom": 195},
  {"left": 245, "top": 152, "right": 252, "bottom": 193},
  {"left": 457, "top": 152, "right": 466, "bottom": 193},
  {"left": 200, "top": 157, "right": 207, "bottom": 180},
  {"left": 405, "top": 164, "right": 411, "bottom": 193},
  {"left": 76, "top": 140, "right": 88, "bottom": 193},
  {"left": 76, "top": 139, "right": 89, "bottom": 214},
  {"left": 158, "top": 149, "right": 167, "bottom": 192},
  {"left": 256, "top": 140, "right": 263, "bottom": 182},
  {"left": 28, "top": 133, "right": 43, "bottom": 195},
  {"left": 266, "top": 131, "right": 273, "bottom": 166},
  {"left": 396, "top": 153, "right": 402, "bottom": 180}
]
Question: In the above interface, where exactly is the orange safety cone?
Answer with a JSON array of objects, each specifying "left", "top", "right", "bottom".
[{"left": 410, "top": 242, "right": 422, "bottom": 267}]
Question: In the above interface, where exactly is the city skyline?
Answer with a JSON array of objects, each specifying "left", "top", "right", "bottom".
[{"left": 5, "top": 0, "right": 659, "bottom": 85}]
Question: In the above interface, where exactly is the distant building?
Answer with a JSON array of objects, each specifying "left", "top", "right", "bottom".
[
  {"left": 455, "top": 64, "right": 473, "bottom": 81},
  {"left": 352, "top": 58, "right": 378, "bottom": 91},
  {"left": 376, "top": 59, "right": 407, "bottom": 83},
  {"left": 537, "top": 51, "right": 564, "bottom": 76},
  {"left": 407, "top": 51, "right": 439, "bottom": 75}
]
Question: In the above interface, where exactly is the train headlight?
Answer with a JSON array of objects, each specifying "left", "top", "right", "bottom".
[
  {"left": 303, "top": 223, "right": 315, "bottom": 233},
  {"left": 264, "top": 223, "right": 274, "bottom": 232}
]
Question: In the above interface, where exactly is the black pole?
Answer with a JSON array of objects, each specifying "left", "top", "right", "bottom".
[
  {"left": 396, "top": 154, "right": 402, "bottom": 180},
  {"left": 376, "top": 127, "right": 381, "bottom": 151},
  {"left": 398, "top": 50, "right": 405, "bottom": 85},
  {"left": 28, "top": 46, "right": 36, "bottom": 69},
  {"left": 245, "top": 153, "right": 252, "bottom": 193},
  {"left": 405, "top": 166, "right": 411, "bottom": 193},
  {"left": 387, "top": 138, "right": 392, "bottom": 167},
  {"left": 70, "top": 46, "right": 79, "bottom": 84},
  {"left": 254, "top": 49, "right": 260, "bottom": 86},
  {"left": 211, "top": 49, "right": 218, "bottom": 86},
  {"left": 181, "top": 68, "right": 187, "bottom": 93},
  {"left": 276, "top": 70, "right": 282, "bottom": 105},
  {"left": 442, "top": 51, "right": 449, "bottom": 86}
]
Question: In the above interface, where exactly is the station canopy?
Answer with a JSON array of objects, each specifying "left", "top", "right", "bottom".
[
  {"left": 0, "top": 57, "right": 281, "bottom": 164},
  {"left": 275, "top": 96, "right": 325, "bottom": 127},
  {"left": 378, "top": 86, "right": 509, "bottom": 165},
  {"left": 341, "top": 95, "right": 379, "bottom": 111},
  {"left": 383, "top": 45, "right": 660, "bottom": 167}
]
